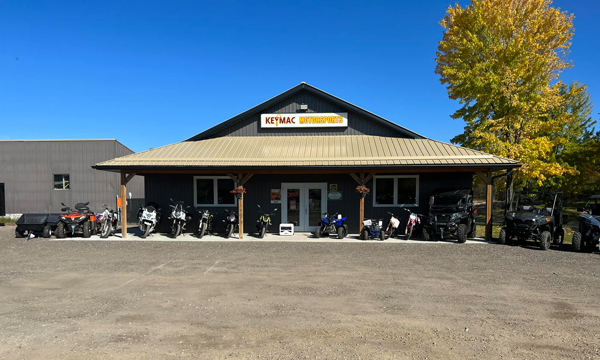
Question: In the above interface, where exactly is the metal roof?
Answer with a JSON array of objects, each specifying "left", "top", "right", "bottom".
[
  {"left": 186, "top": 83, "right": 426, "bottom": 141},
  {"left": 94, "top": 136, "right": 519, "bottom": 170}
]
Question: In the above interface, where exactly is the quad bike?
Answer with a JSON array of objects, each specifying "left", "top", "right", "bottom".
[
  {"left": 256, "top": 205, "right": 277, "bottom": 238},
  {"left": 500, "top": 191, "right": 566, "bottom": 250},
  {"left": 572, "top": 195, "right": 600, "bottom": 252},
  {"left": 315, "top": 212, "right": 348, "bottom": 239},
  {"left": 360, "top": 218, "right": 384, "bottom": 240},
  {"left": 197, "top": 208, "right": 213, "bottom": 238},
  {"left": 422, "top": 188, "right": 477, "bottom": 243},
  {"left": 97, "top": 204, "right": 118, "bottom": 238},
  {"left": 55, "top": 202, "right": 96, "bottom": 238}
]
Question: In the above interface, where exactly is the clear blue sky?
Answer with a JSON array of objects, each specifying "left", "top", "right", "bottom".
[{"left": 1, "top": 0, "right": 598, "bottom": 152}]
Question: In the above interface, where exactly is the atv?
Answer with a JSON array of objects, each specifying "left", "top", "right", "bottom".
[
  {"left": 315, "top": 212, "right": 348, "bottom": 239},
  {"left": 572, "top": 195, "right": 600, "bottom": 252},
  {"left": 500, "top": 191, "right": 566, "bottom": 250},
  {"left": 422, "top": 188, "right": 477, "bottom": 243},
  {"left": 55, "top": 202, "right": 96, "bottom": 238}
]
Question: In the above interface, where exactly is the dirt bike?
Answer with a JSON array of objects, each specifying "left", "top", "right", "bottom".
[
  {"left": 381, "top": 212, "right": 401, "bottom": 240},
  {"left": 402, "top": 208, "right": 422, "bottom": 240},
  {"left": 256, "top": 205, "right": 277, "bottom": 238},
  {"left": 97, "top": 204, "right": 118, "bottom": 238},
  {"left": 197, "top": 209, "right": 213, "bottom": 238}
]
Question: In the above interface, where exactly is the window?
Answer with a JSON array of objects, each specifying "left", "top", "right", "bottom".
[
  {"left": 53, "top": 174, "right": 70, "bottom": 190},
  {"left": 373, "top": 175, "right": 419, "bottom": 207},
  {"left": 193, "top": 176, "right": 236, "bottom": 206}
]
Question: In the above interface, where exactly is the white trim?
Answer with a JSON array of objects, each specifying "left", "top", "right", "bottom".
[
  {"left": 193, "top": 176, "right": 237, "bottom": 207},
  {"left": 281, "top": 183, "right": 327, "bottom": 231},
  {"left": 372, "top": 175, "right": 419, "bottom": 208}
]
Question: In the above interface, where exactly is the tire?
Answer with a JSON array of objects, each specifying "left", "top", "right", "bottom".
[
  {"left": 337, "top": 226, "right": 345, "bottom": 239},
  {"left": 82, "top": 221, "right": 92, "bottom": 238},
  {"left": 468, "top": 221, "right": 477, "bottom": 238},
  {"left": 226, "top": 224, "right": 233, "bottom": 239},
  {"left": 406, "top": 226, "right": 413, "bottom": 240},
  {"left": 422, "top": 229, "right": 431, "bottom": 241},
  {"left": 360, "top": 228, "right": 369, "bottom": 240},
  {"left": 315, "top": 226, "right": 322, "bottom": 238},
  {"left": 572, "top": 232, "right": 582, "bottom": 252},
  {"left": 343, "top": 224, "right": 349, "bottom": 238},
  {"left": 55, "top": 222, "right": 66, "bottom": 238},
  {"left": 539, "top": 231, "right": 551, "bottom": 251},
  {"left": 100, "top": 221, "right": 111, "bottom": 238},
  {"left": 42, "top": 225, "right": 51, "bottom": 238},
  {"left": 199, "top": 223, "right": 206, "bottom": 238},
  {"left": 457, "top": 223, "right": 468, "bottom": 243},
  {"left": 140, "top": 223, "right": 147, "bottom": 239},
  {"left": 171, "top": 223, "right": 181, "bottom": 238},
  {"left": 498, "top": 227, "right": 507, "bottom": 245},
  {"left": 15, "top": 228, "right": 24, "bottom": 238},
  {"left": 259, "top": 226, "right": 266, "bottom": 239}
]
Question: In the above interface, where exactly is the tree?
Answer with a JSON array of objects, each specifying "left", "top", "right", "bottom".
[{"left": 435, "top": 0, "right": 577, "bottom": 199}]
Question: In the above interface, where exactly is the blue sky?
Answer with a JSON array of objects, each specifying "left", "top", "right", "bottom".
[{"left": 1, "top": 0, "right": 598, "bottom": 152}]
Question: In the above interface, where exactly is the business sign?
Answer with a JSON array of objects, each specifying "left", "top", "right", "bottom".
[{"left": 261, "top": 113, "right": 348, "bottom": 128}]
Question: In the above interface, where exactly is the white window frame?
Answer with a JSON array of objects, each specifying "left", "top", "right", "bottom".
[
  {"left": 372, "top": 175, "right": 419, "bottom": 207},
  {"left": 53, "top": 174, "right": 70, "bottom": 191},
  {"left": 193, "top": 176, "right": 237, "bottom": 207}
]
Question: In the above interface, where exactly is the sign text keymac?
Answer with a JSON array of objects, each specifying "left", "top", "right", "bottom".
[{"left": 261, "top": 113, "right": 348, "bottom": 128}]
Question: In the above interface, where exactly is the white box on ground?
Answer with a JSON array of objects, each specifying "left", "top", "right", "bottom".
[{"left": 279, "top": 223, "right": 294, "bottom": 236}]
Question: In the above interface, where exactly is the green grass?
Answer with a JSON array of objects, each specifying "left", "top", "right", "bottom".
[{"left": 0, "top": 217, "right": 17, "bottom": 225}]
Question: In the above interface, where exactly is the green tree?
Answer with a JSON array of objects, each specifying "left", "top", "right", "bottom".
[{"left": 435, "top": 0, "right": 577, "bottom": 198}]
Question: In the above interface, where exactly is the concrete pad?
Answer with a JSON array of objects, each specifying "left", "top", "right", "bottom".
[{"left": 52, "top": 227, "right": 492, "bottom": 244}]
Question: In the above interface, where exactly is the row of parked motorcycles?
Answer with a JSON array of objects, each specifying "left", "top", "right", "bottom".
[{"left": 137, "top": 199, "right": 278, "bottom": 239}]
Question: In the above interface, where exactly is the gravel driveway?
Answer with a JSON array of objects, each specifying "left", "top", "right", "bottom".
[{"left": 0, "top": 226, "right": 598, "bottom": 359}]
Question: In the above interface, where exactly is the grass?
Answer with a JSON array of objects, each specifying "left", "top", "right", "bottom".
[{"left": 0, "top": 217, "right": 16, "bottom": 225}]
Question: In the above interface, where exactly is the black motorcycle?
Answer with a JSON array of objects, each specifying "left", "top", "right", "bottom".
[
  {"left": 168, "top": 199, "right": 192, "bottom": 239},
  {"left": 256, "top": 205, "right": 277, "bottom": 238},
  {"left": 197, "top": 209, "right": 214, "bottom": 238},
  {"left": 223, "top": 209, "right": 239, "bottom": 238}
]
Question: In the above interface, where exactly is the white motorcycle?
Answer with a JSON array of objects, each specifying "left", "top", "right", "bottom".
[
  {"left": 138, "top": 202, "right": 161, "bottom": 238},
  {"left": 168, "top": 199, "right": 191, "bottom": 239},
  {"left": 98, "top": 204, "right": 118, "bottom": 238}
]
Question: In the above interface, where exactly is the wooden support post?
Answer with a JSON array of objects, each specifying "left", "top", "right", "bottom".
[
  {"left": 359, "top": 173, "right": 365, "bottom": 233},
  {"left": 238, "top": 193, "right": 244, "bottom": 239},
  {"left": 120, "top": 173, "right": 128, "bottom": 239},
  {"left": 485, "top": 170, "right": 493, "bottom": 241},
  {"left": 228, "top": 173, "right": 253, "bottom": 240}
]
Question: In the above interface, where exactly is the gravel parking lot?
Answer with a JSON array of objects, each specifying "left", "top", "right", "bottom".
[{"left": 0, "top": 225, "right": 598, "bottom": 359}]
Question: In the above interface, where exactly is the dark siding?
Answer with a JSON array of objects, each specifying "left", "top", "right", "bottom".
[
  {"left": 144, "top": 172, "right": 473, "bottom": 234},
  {"left": 0, "top": 140, "right": 144, "bottom": 215},
  {"left": 207, "top": 90, "right": 410, "bottom": 139}
]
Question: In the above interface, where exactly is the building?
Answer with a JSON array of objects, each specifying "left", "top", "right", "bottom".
[
  {"left": 0, "top": 139, "right": 144, "bottom": 217},
  {"left": 94, "top": 83, "right": 519, "bottom": 239}
]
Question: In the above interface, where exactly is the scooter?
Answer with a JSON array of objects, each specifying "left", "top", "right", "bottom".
[
  {"left": 382, "top": 212, "right": 401, "bottom": 240},
  {"left": 197, "top": 209, "right": 213, "bottom": 238},
  {"left": 223, "top": 209, "right": 239, "bottom": 238},
  {"left": 138, "top": 202, "right": 161, "bottom": 238},
  {"left": 315, "top": 212, "right": 348, "bottom": 239},
  {"left": 97, "top": 204, "right": 118, "bottom": 238},
  {"left": 402, "top": 208, "right": 422, "bottom": 240},
  {"left": 256, "top": 205, "right": 277, "bottom": 238},
  {"left": 168, "top": 199, "right": 191, "bottom": 239}
]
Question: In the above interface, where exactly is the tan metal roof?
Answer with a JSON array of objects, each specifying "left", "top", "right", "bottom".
[{"left": 94, "top": 136, "right": 519, "bottom": 169}]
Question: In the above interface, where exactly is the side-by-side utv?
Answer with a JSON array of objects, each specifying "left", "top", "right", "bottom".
[
  {"left": 572, "top": 195, "right": 600, "bottom": 252},
  {"left": 500, "top": 191, "right": 566, "bottom": 250}
]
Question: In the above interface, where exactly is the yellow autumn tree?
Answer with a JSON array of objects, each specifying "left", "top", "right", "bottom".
[{"left": 435, "top": 0, "right": 578, "bottom": 194}]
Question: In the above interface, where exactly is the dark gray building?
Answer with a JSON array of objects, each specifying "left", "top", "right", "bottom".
[
  {"left": 0, "top": 139, "right": 144, "bottom": 216},
  {"left": 95, "top": 83, "right": 519, "bottom": 239}
]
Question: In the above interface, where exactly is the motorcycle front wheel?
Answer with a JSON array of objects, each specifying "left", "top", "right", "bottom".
[
  {"left": 199, "top": 222, "right": 206, "bottom": 238},
  {"left": 141, "top": 224, "right": 151, "bottom": 238},
  {"left": 226, "top": 224, "right": 233, "bottom": 238},
  {"left": 259, "top": 226, "right": 266, "bottom": 239},
  {"left": 171, "top": 222, "right": 181, "bottom": 238},
  {"left": 406, "top": 225, "right": 413, "bottom": 240},
  {"left": 100, "top": 220, "right": 112, "bottom": 238}
]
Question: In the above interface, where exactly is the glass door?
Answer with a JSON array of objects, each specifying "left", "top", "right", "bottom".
[{"left": 282, "top": 183, "right": 327, "bottom": 231}]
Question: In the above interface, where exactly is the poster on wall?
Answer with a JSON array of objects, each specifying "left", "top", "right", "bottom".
[
  {"left": 270, "top": 189, "right": 281, "bottom": 204},
  {"left": 290, "top": 200, "right": 297, "bottom": 211}
]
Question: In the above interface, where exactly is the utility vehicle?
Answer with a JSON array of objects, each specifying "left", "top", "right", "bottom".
[
  {"left": 422, "top": 189, "right": 477, "bottom": 243},
  {"left": 572, "top": 195, "right": 600, "bottom": 252},
  {"left": 500, "top": 191, "right": 566, "bottom": 250}
]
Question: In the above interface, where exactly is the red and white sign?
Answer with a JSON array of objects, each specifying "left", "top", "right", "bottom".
[{"left": 261, "top": 113, "right": 348, "bottom": 128}]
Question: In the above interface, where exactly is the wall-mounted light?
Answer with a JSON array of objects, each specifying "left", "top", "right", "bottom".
[{"left": 300, "top": 103, "right": 308, "bottom": 110}]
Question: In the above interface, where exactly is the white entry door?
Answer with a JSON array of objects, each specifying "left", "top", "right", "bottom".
[{"left": 281, "top": 183, "right": 327, "bottom": 232}]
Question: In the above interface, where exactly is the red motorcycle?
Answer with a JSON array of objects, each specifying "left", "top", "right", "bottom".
[{"left": 402, "top": 208, "right": 422, "bottom": 240}]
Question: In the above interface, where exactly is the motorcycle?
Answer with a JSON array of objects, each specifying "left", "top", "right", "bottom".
[
  {"left": 97, "top": 204, "right": 118, "bottom": 238},
  {"left": 382, "top": 212, "right": 401, "bottom": 240},
  {"left": 197, "top": 209, "right": 213, "bottom": 238},
  {"left": 223, "top": 209, "right": 239, "bottom": 238},
  {"left": 315, "top": 212, "right": 348, "bottom": 239},
  {"left": 138, "top": 202, "right": 161, "bottom": 238},
  {"left": 168, "top": 199, "right": 191, "bottom": 238},
  {"left": 361, "top": 218, "right": 384, "bottom": 240},
  {"left": 402, "top": 208, "right": 422, "bottom": 240},
  {"left": 256, "top": 205, "right": 277, "bottom": 238}
]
